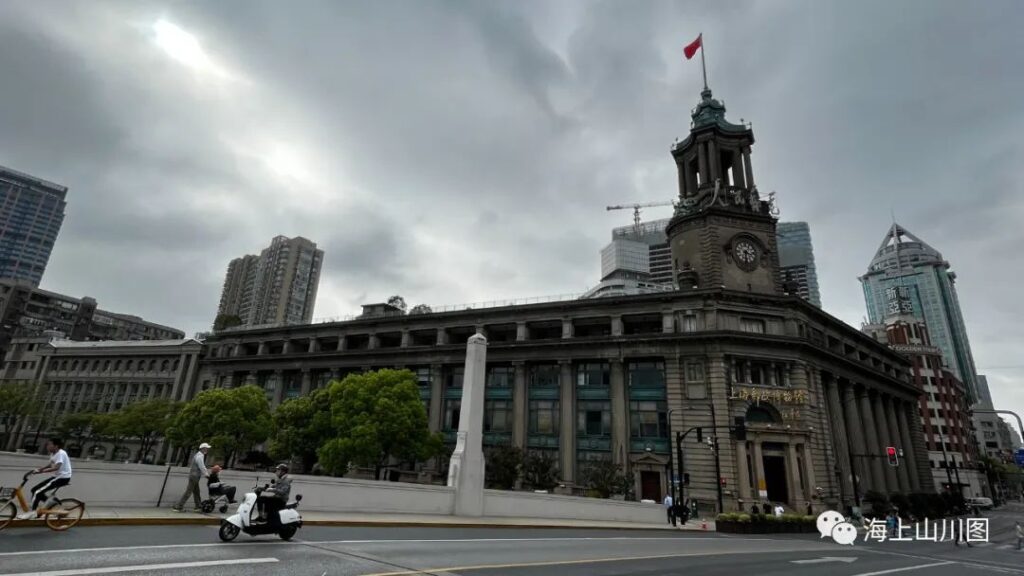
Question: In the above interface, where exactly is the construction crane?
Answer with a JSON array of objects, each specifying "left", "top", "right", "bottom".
[{"left": 606, "top": 201, "right": 675, "bottom": 239}]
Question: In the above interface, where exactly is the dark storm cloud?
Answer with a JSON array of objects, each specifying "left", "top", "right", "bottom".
[{"left": 1, "top": 0, "right": 1022, "bottom": 427}]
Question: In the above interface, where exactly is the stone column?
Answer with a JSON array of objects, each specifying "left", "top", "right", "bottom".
[
  {"left": 233, "top": 343, "right": 244, "bottom": 357},
  {"left": 698, "top": 140, "right": 709, "bottom": 185},
  {"left": 662, "top": 310, "right": 675, "bottom": 334},
  {"left": 611, "top": 316, "right": 623, "bottom": 337},
  {"left": 708, "top": 139, "right": 719, "bottom": 185},
  {"left": 858, "top": 388, "right": 886, "bottom": 493},
  {"left": 512, "top": 361, "right": 527, "bottom": 449},
  {"left": 874, "top": 393, "right": 899, "bottom": 493},
  {"left": 282, "top": 340, "right": 293, "bottom": 355},
  {"left": 561, "top": 318, "right": 573, "bottom": 339},
  {"left": 436, "top": 328, "right": 449, "bottom": 346},
  {"left": 429, "top": 364, "right": 444, "bottom": 433},
  {"left": 743, "top": 147, "right": 755, "bottom": 188},
  {"left": 824, "top": 375, "right": 854, "bottom": 501},
  {"left": 559, "top": 360, "right": 575, "bottom": 483},
  {"left": 448, "top": 334, "right": 488, "bottom": 517},
  {"left": 752, "top": 439, "right": 766, "bottom": 502},
  {"left": 300, "top": 370, "right": 312, "bottom": 397},
  {"left": 368, "top": 333, "right": 379, "bottom": 350},
  {"left": 401, "top": 330, "right": 411, "bottom": 348},
  {"left": 516, "top": 322, "right": 528, "bottom": 342},
  {"left": 737, "top": 440, "right": 751, "bottom": 500},
  {"left": 886, "top": 396, "right": 911, "bottom": 493},
  {"left": 244, "top": 371, "right": 258, "bottom": 387},
  {"left": 732, "top": 148, "right": 747, "bottom": 189},
  {"left": 788, "top": 442, "right": 804, "bottom": 507},
  {"left": 897, "top": 401, "right": 922, "bottom": 491},
  {"left": 257, "top": 341, "right": 268, "bottom": 355},
  {"left": 802, "top": 443, "right": 818, "bottom": 502},
  {"left": 842, "top": 382, "right": 867, "bottom": 499},
  {"left": 337, "top": 336, "right": 347, "bottom": 351},
  {"left": 308, "top": 338, "right": 319, "bottom": 353},
  {"left": 610, "top": 359, "right": 627, "bottom": 465},
  {"left": 272, "top": 370, "right": 285, "bottom": 406}
]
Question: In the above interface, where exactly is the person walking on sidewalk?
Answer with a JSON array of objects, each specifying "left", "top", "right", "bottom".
[
  {"left": 1016, "top": 521, "right": 1023, "bottom": 551},
  {"left": 663, "top": 494, "right": 675, "bottom": 526},
  {"left": 173, "top": 442, "right": 211, "bottom": 512}
]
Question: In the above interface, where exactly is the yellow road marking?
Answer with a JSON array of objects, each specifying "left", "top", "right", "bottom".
[{"left": 360, "top": 547, "right": 811, "bottom": 576}]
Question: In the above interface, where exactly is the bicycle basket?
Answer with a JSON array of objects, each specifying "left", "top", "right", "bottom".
[{"left": 0, "top": 487, "right": 13, "bottom": 500}]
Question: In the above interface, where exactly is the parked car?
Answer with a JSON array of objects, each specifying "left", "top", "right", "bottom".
[{"left": 966, "top": 496, "right": 993, "bottom": 510}]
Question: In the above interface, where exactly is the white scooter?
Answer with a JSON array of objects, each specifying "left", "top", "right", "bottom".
[{"left": 218, "top": 479, "right": 302, "bottom": 542}]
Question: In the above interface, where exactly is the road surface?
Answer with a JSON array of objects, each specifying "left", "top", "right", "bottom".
[{"left": 2, "top": 514, "right": 1023, "bottom": 575}]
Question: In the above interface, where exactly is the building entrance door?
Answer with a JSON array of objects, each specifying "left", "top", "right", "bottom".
[
  {"left": 762, "top": 455, "right": 789, "bottom": 504},
  {"left": 640, "top": 471, "right": 661, "bottom": 502}
]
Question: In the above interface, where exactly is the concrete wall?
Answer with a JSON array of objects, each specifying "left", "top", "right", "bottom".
[
  {"left": 484, "top": 489, "right": 662, "bottom": 524},
  {"left": 0, "top": 452, "right": 661, "bottom": 522}
]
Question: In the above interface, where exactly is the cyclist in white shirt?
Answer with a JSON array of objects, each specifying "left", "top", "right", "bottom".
[{"left": 18, "top": 437, "right": 72, "bottom": 519}]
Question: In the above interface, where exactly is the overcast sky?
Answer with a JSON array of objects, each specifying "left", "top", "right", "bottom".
[{"left": 1, "top": 1, "right": 1022, "bottom": 428}]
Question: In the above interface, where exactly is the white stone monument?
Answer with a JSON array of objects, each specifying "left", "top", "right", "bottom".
[{"left": 447, "top": 332, "right": 487, "bottom": 516}]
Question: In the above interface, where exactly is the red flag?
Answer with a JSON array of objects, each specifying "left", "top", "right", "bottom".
[{"left": 684, "top": 34, "right": 702, "bottom": 60}]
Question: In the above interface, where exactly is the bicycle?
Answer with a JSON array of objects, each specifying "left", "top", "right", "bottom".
[{"left": 0, "top": 472, "right": 85, "bottom": 531}]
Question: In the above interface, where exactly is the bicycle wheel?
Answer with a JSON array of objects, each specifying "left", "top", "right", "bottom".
[
  {"left": 0, "top": 501, "right": 16, "bottom": 531},
  {"left": 45, "top": 498, "right": 84, "bottom": 531}
]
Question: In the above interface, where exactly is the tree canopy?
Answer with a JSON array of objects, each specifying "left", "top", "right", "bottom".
[
  {"left": 169, "top": 385, "right": 271, "bottom": 464},
  {"left": 213, "top": 314, "right": 243, "bottom": 331},
  {"left": 0, "top": 382, "right": 40, "bottom": 448},
  {"left": 408, "top": 304, "right": 432, "bottom": 315},
  {"left": 269, "top": 387, "right": 333, "bottom": 471},
  {"left": 116, "top": 398, "right": 181, "bottom": 462},
  {"left": 387, "top": 295, "right": 407, "bottom": 312},
  {"left": 318, "top": 369, "right": 442, "bottom": 479},
  {"left": 485, "top": 445, "right": 523, "bottom": 489}
]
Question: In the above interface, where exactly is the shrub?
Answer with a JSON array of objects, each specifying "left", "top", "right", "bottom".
[
  {"left": 863, "top": 490, "right": 889, "bottom": 515},
  {"left": 908, "top": 492, "right": 930, "bottom": 519},
  {"left": 737, "top": 513, "right": 752, "bottom": 523},
  {"left": 889, "top": 492, "right": 910, "bottom": 514}
]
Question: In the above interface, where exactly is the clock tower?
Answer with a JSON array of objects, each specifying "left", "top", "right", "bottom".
[{"left": 666, "top": 87, "right": 782, "bottom": 295}]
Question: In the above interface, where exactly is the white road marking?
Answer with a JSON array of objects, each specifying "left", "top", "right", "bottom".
[
  {"left": 0, "top": 558, "right": 279, "bottom": 576},
  {"left": 791, "top": 556, "right": 858, "bottom": 564},
  {"left": 852, "top": 561, "right": 954, "bottom": 576},
  {"left": 0, "top": 536, "right": 767, "bottom": 558}
]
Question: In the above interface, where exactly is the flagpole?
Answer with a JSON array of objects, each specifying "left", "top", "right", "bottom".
[{"left": 699, "top": 33, "right": 708, "bottom": 89}]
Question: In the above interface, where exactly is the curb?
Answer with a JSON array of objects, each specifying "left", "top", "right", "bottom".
[{"left": 5, "top": 516, "right": 693, "bottom": 531}]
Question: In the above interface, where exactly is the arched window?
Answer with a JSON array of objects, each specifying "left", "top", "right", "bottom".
[
  {"left": 70, "top": 360, "right": 79, "bottom": 371},
  {"left": 114, "top": 360, "right": 122, "bottom": 372},
  {"left": 92, "top": 360, "right": 100, "bottom": 371},
  {"left": 126, "top": 360, "right": 134, "bottom": 372},
  {"left": 148, "top": 359, "right": 157, "bottom": 371},
  {"left": 160, "top": 359, "right": 170, "bottom": 372},
  {"left": 745, "top": 405, "right": 782, "bottom": 425}
]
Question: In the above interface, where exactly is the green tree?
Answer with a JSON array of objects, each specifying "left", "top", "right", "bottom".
[
  {"left": 0, "top": 382, "right": 40, "bottom": 449},
  {"left": 56, "top": 412, "right": 97, "bottom": 456},
  {"left": 579, "top": 458, "right": 631, "bottom": 498},
  {"left": 91, "top": 413, "right": 126, "bottom": 460},
  {"left": 213, "top": 314, "right": 243, "bottom": 331},
  {"left": 114, "top": 399, "right": 181, "bottom": 463},
  {"left": 168, "top": 385, "right": 271, "bottom": 466},
  {"left": 318, "top": 369, "right": 442, "bottom": 479},
  {"left": 387, "top": 295, "right": 407, "bottom": 313},
  {"left": 485, "top": 445, "right": 523, "bottom": 489},
  {"left": 408, "top": 304, "right": 432, "bottom": 315},
  {"left": 522, "top": 450, "right": 560, "bottom": 491},
  {"left": 269, "top": 388, "right": 333, "bottom": 471}
]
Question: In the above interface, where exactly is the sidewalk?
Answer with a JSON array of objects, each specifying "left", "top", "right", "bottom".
[{"left": 9, "top": 507, "right": 716, "bottom": 531}]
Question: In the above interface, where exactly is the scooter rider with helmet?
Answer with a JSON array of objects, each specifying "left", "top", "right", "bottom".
[{"left": 256, "top": 463, "right": 291, "bottom": 529}]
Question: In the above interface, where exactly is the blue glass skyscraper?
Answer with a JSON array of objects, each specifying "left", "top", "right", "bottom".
[
  {"left": 860, "top": 223, "right": 979, "bottom": 402},
  {"left": 0, "top": 166, "right": 67, "bottom": 286}
]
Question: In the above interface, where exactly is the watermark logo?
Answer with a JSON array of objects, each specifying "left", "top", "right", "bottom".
[{"left": 816, "top": 511, "right": 989, "bottom": 545}]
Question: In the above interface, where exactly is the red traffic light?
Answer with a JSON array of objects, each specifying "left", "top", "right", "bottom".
[
  {"left": 886, "top": 446, "right": 899, "bottom": 467},
  {"left": 886, "top": 447, "right": 897, "bottom": 457}
]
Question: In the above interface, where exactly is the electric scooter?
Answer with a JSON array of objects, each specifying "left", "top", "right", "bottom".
[{"left": 218, "top": 479, "right": 302, "bottom": 541}]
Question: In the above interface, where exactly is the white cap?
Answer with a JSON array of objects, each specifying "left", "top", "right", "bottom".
[{"left": 199, "top": 443, "right": 212, "bottom": 449}]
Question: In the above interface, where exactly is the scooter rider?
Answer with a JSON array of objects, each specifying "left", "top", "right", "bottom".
[{"left": 256, "top": 463, "right": 291, "bottom": 528}]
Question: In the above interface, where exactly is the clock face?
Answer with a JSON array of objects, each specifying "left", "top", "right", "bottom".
[{"left": 732, "top": 239, "right": 760, "bottom": 271}]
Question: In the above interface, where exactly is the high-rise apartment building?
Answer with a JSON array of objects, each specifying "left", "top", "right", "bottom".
[
  {"left": 776, "top": 222, "right": 821, "bottom": 307},
  {"left": 860, "top": 224, "right": 979, "bottom": 402},
  {"left": 216, "top": 236, "right": 323, "bottom": 328},
  {"left": 0, "top": 166, "right": 67, "bottom": 286},
  {"left": 0, "top": 279, "right": 184, "bottom": 357}
]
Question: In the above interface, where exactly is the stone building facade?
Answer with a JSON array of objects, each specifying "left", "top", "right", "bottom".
[{"left": 2, "top": 337, "right": 203, "bottom": 459}]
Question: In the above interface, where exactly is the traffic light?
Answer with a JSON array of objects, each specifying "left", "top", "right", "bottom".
[
  {"left": 733, "top": 417, "right": 746, "bottom": 441},
  {"left": 886, "top": 446, "right": 899, "bottom": 467}
]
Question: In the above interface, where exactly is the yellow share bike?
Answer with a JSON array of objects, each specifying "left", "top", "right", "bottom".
[{"left": 0, "top": 471, "right": 85, "bottom": 531}]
